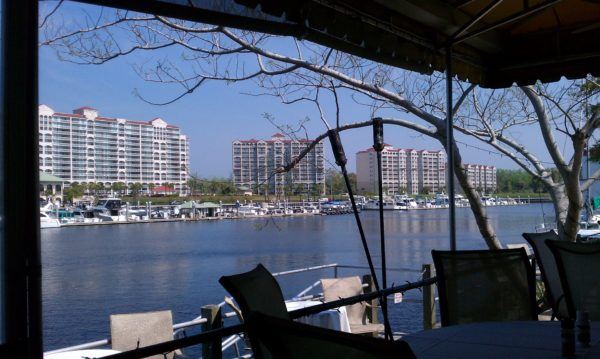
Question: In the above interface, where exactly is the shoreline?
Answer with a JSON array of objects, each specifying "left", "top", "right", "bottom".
[{"left": 52, "top": 202, "right": 536, "bottom": 228}]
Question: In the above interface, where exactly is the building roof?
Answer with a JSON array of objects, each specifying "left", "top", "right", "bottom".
[
  {"left": 39, "top": 172, "right": 65, "bottom": 184},
  {"left": 196, "top": 202, "right": 221, "bottom": 209},
  {"left": 356, "top": 145, "right": 443, "bottom": 154},
  {"left": 234, "top": 136, "right": 316, "bottom": 144},
  {"left": 45, "top": 106, "right": 180, "bottom": 129},
  {"left": 151, "top": 185, "right": 174, "bottom": 193}
]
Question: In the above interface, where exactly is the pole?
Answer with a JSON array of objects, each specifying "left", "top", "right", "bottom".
[
  {"left": 372, "top": 118, "right": 390, "bottom": 339},
  {"left": 327, "top": 129, "right": 393, "bottom": 340},
  {"left": 445, "top": 46, "right": 457, "bottom": 251},
  {"left": 585, "top": 90, "right": 592, "bottom": 220}
]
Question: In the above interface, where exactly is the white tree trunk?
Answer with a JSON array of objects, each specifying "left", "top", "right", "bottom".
[{"left": 446, "top": 135, "right": 502, "bottom": 249}]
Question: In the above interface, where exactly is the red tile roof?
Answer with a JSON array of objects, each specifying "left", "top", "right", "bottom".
[{"left": 52, "top": 108, "right": 179, "bottom": 128}]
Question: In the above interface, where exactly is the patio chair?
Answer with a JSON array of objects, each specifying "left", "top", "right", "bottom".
[
  {"left": 432, "top": 248, "right": 538, "bottom": 327},
  {"left": 506, "top": 243, "right": 533, "bottom": 257},
  {"left": 219, "top": 264, "right": 291, "bottom": 359},
  {"left": 320, "top": 276, "right": 384, "bottom": 335},
  {"left": 523, "top": 231, "right": 568, "bottom": 319},
  {"left": 546, "top": 240, "right": 600, "bottom": 320},
  {"left": 245, "top": 311, "right": 416, "bottom": 359},
  {"left": 110, "top": 310, "right": 177, "bottom": 359}
]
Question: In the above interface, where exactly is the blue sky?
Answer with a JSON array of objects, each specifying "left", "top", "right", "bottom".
[{"left": 38, "top": 2, "right": 557, "bottom": 178}]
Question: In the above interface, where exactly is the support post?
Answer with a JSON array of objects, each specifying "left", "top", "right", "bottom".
[
  {"left": 445, "top": 46, "right": 457, "bottom": 251},
  {"left": 362, "top": 274, "right": 380, "bottom": 335},
  {"left": 3, "top": 1, "right": 41, "bottom": 357},
  {"left": 201, "top": 305, "right": 223, "bottom": 359},
  {"left": 372, "top": 118, "right": 389, "bottom": 339},
  {"left": 422, "top": 264, "right": 436, "bottom": 330}
]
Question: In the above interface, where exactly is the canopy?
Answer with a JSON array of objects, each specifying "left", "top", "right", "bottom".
[
  {"left": 39, "top": 172, "right": 65, "bottom": 185},
  {"left": 180, "top": 201, "right": 196, "bottom": 209},
  {"left": 196, "top": 202, "right": 220, "bottom": 209},
  {"left": 81, "top": 0, "right": 600, "bottom": 88}
]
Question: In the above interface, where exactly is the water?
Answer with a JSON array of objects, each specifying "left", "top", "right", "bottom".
[{"left": 42, "top": 204, "right": 551, "bottom": 351}]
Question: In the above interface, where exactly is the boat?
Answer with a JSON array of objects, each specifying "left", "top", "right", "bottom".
[
  {"left": 363, "top": 198, "right": 401, "bottom": 210},
  {"left": 433, "top": 194, "right": 450, "bottom": 207},
  {"left": 40, "top": 211, "right": 61, "bottom": 229},
  {"left": 92, "top": 198, "right": 125, "bottom": 221},
  {"left": 72, "top": 208, "right": 101, "bottom": 223},
  {"left": 394, "top": 195, "right": 417, "bottom": 210}
]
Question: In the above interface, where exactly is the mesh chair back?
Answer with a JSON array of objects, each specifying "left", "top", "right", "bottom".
[
  {"left": 110, "top": 310, "right": 174, "bottom": 359},
  {"left": 523, "top": 231, "right": 567, "bottom": 318},
  {"left": 546, "top": 241, "right": 600, "bottom": 320},
  {"left": 246, "top": 312, "right": 416, "bottom": 359},
  {"left": 219, "top": 264, "right": 289, "bottom": 320},
  {"left": 321, "top": 277, "right": 366, "bottom": 326},
  {"left": 432, "top": 248, "right": 537, "bottom": 327},
  {"left": 219, "top": 264, "right": 290, "bottom": 359}
]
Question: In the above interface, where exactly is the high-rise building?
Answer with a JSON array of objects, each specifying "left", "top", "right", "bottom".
[
  {"left": 356, "top": 145, "right": 498, "bottom": 195},
  {"left": 463, "top": 164, "right": 497, "bottom": 192},
  {"left": 232, "top": 133, "right": 325, "bottom": 195},
  {"left": 38, "top": 105, "right": 189, "bottom": 193},
  {"left": 356, "top": 145, "right": 445, "bottom": 194}
]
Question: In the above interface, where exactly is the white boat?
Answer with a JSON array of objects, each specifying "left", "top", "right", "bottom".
[
  {"left": 434, "top": 194, "right": 449, "bottom": 207},
  {"left": 40, "top": 212, "right": 61, "bottom": 228},
  {"left": 363, "top": 199, "right": 401, "bottom": 210},
  {"left": 93, "top": 198, "right": 125, "bottom": 221},
  {"left": 481, "top": 196, "right": 496, "bottom": 206},
  {"left": 394, "top": 195, "right": 417, "bottom": 210},
  {"left": 237, "top": 205, "right": 258, "bottom": 216}
]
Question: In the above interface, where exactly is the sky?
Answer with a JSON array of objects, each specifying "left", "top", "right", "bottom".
[{"left": 38, "top": 2, "right": 560, "bottom": 178}]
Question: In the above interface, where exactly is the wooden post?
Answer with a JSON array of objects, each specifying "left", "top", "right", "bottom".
[
  {"left": 201, "top": 305, "right": 223, "bottom": 359},
  {"left": 422, "top": 264, "right": 436, "bottom": 330},
  {"left": 362, "top": 274, "right": 379, "bottom": 328}
]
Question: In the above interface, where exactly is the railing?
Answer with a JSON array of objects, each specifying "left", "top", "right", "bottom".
[{"left": 44, "top": 263, "right": 437, "bottom": 358}]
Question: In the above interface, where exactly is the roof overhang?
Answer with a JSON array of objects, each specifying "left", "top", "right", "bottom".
[{"left": 77, "top": 0, "right": 600, "bottom": 88}]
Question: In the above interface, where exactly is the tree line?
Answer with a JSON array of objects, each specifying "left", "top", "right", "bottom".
[{"left": 61, "top": 181, "right": 178, "bottom": 202}]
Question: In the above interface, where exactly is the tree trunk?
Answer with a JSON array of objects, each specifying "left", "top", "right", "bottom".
[
  {"left": 562, "top": 175, "right": 583, "bottom": 242},
  {"left": 546, "top": 184, "right": 572, "bottom": 241},
  {"left": 445, "top": 135, "right": 502, "bottom": 249}
]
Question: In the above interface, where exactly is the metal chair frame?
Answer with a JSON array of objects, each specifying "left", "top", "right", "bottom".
[{"left": 432, "top": 248, "right": 538, "bottom": 327}]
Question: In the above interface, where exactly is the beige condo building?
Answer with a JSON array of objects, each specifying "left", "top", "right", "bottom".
[
  {"left": 232, "top": 133, "right": 325, "bottom": 195},
  {"left": 38, "top": 105, "right": 190, "bottom": 193},
  {"left": 356, "top": 145, "right": 446, "bottom": 195}
]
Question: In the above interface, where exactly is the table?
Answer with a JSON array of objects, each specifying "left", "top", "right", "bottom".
[
  {"left": 403, "top": 321, "right": 600, "bottom": 358},
  {"left": 45, "top": 349, "right": 121, "bottom": 359},
  {"left": 286, "top": 300, "right": 351, "bottom": 333}
]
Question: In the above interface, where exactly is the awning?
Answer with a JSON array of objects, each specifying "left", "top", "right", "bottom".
[
  {"left": 196, "top": 202, "right": 221, "bottom": 209},
  {"left": 39, "top": 172, "right": 65, "bottom": 185},
  {"left": 79, "top": 0, "right": 600, "bottom": 88},
  {"left": 180, "top": 201, "right": 196, "bottom": 209}
]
